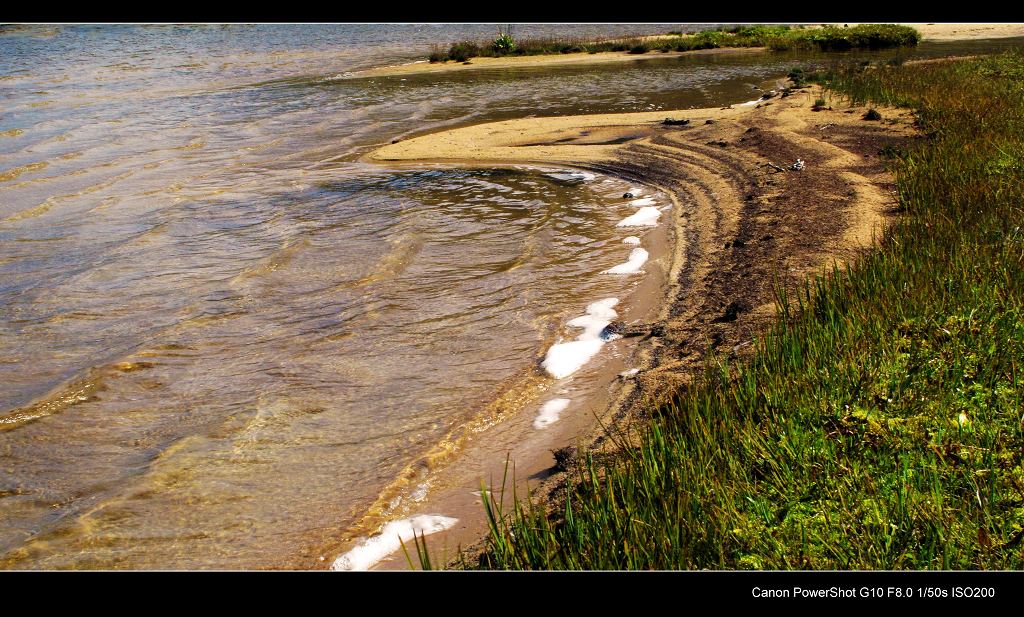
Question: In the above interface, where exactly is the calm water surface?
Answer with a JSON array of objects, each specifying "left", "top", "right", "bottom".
[{"left": 1, "top": 24, "right": 1019, "bottom": 568}]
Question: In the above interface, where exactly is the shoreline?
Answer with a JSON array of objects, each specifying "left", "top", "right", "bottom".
[
  {"left": 318, "top": 164, "right": 678, "bottom": 571},
  {"left": 349, "top": 46, "right": 765, "bottom": 79},
  {"left": 339, "top": 84, "right": 921, "bottom": 569},
  {"left": 349, "top": 24, "right": 1024, "bottom": 80}
]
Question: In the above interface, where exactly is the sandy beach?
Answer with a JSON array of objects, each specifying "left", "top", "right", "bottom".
[
  {"left": 357, "top": 85, "right": 921, "bottom": 568},
  {"left": 903, "top": 23, "right": 1024, "bottom": 41}
]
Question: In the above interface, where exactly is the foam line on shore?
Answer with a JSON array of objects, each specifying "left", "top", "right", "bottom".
[
  {"left": 541, "top": 298, "right": 619, "bottom": 379},
  {"left": 603, "top": 247, "right": 649, "bottom": 274},
  {"left": 533, "top": 398, "right": 571, "bottom": 429},
  {"left": 546, "top": 170, "right": 597, "bottom": 183},
  {"left": 617, "top": 207, "right": 661, "bottom": 227},
  {"left": 332, "top": 514, "right": 458, "bottom": 571}
]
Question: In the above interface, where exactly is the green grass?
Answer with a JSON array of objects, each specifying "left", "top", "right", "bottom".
[
  {"left": 425, "top": 25, "right": 920, "bottom": 63},
  {"left": 474, "top": 52, "right": 1024, "bottom": 570}
]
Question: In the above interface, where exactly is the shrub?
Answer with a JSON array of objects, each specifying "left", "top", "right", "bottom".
[
  {"left": 423, "top": 24, "right": 920, "bottom": 63},
  {"left": 692, "top": 29, "right": 726, "bottom": 49},
  {"left": 447, "top": 41, "right": 481, "bottom": 63},
  {"left": 492, "top": 33, "right": 516, "bottom": 55},
  {"left": 427, "top": 47, "right": 447, "bottom": 63}
]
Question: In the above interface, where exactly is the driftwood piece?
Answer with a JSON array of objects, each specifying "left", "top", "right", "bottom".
[
  {"left": 761, "top": 161, "right": 788, "bottom": 173},
  {"left": 602, "top": 320, "right": 666, "bottom": 339}
]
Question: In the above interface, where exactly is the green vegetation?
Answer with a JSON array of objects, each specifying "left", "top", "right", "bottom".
[
  {"left": 476, "top": 52, "right": 1024, "bottom": 569},
  {"left": 425, "top": 25, "right": 920, "bottom": 63}
]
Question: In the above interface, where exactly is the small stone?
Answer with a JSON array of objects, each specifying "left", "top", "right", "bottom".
[
  {"left": 552, "top": 446, "right": 578, "bottom": 472},
  {"left": 715, "top": 300, "right": 751, "bottom": 323}
]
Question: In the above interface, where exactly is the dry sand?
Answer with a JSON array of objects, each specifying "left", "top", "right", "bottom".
[
  {"left": 350, "top": 85, "right": 922, "bottom": 569},
  {"left": 905, "top": 23, "right": 1024, "bottom": 41}
]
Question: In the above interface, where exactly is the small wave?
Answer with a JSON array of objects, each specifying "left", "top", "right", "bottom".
[
  {"left": 3, "top": 198, "right": 55, "bottom": 223},
  {"left": 617, "top": 207, "right": 661, "bottom": 227},
  {"left": 230, "top": 237, "right": 311, "bottom": 285},
  {"left": 348, "top": 234, "right": 423, "bottom": 288},
  {"left": 174, "top": 138, "right": 206, "bottom": 151},
  {"left": 0, "top": 161, "right": 48, "bottom": 183},
  {"left": 0, "top": 369, "right": 109, "bottom": 432}
]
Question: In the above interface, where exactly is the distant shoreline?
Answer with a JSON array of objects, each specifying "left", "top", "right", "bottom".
[
  {"left": 351, "top": 46, "right": 765, "bottom": 78},
  {"left": 349, "top": 24, "right": 1024, "bottom": 80}
]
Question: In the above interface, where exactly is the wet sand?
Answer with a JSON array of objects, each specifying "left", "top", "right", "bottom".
[
  {"left": 351, "top": 47, "right": 767, "bottom": 78},
  {"left": 351, "top": 85, "right": 921, "bottom": 569}
]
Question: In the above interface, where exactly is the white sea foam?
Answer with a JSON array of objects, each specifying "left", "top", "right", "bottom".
[
  {"left": 411, "top": 483, "right": 428, "bottom": 502},
  {"left": 623, "top": 236, "right": 641, "bottom": 245},
  {"left": 331, "top": 515, "right": 458, "bottom": 571},
  {"left": 542, "top": 298, "right": 619, "bottom": 379},
  {"left": 738, "top": 96, "right": 767, "bottom": 107},
  {"left": 617, "top": 207, "right": 661, "bottom": 227},
  {"left": 603, "top": 248, "right": 649, "bottom": 274},
  {"left": 547, "top": 170, "right": 597, "bottom": 183},
  {"left": 533, "top": 398, "right": 571, "bottom": 429},
  {"left": 542, "top": 339, "right": 605, "bottom": 379},
  {"left": 628, "top": 187, "right": 643, "bottom": 196},
  {"left": 629, "top": 197, "right": 656, "bottom": 207}
]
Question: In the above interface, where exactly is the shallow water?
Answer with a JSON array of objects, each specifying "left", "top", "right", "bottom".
[{"left": 1, "top": 24, "right": 1020, "bottom": 568}]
